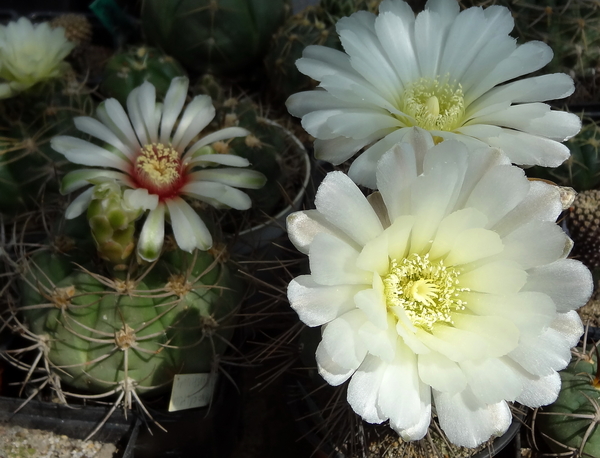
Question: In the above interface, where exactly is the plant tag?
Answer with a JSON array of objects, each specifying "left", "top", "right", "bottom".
[{"left": 168, "top": 373, "right": 217, "bottom": 412}]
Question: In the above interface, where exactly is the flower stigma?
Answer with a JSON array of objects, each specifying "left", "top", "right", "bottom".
[
  {"left": 400, "top": 76, "right": 465, "bottom": 131},
  {"left": 134, "top": 143, "right": 183, "bottom": 198},
  {"left": 383, "top": 253, "right": 468, "bottom": 331}
]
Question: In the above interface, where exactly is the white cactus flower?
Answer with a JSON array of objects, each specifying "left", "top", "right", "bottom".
[
  {"left": 287, "top": 0, "right": 581, "bottom": 188},
  {"left": 52, "top": 77, "right": 266, "bottom": 261},
  {"left": 286, "top": 128, "right": 592, "bottom": 448},
  {"left": 0, "top": 17, "right": 75, "bottom": 98}
]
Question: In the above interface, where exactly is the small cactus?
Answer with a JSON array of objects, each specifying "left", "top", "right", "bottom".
[{"left": 537, "top": 343, "right": 600, "bottom": 457}]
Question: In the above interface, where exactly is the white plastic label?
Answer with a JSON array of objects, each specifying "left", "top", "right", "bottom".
[{"left": 168, "top": 373, "right": 217, "bottom": 412}]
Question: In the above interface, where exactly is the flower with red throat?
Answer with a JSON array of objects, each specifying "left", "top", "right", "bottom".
[{"left": 52, "top": 77, "right": 266, "bottom": 261}]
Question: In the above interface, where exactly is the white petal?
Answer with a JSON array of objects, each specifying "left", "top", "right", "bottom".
[
  {"left": 375, "top": 10, "right": 418, "bottom": 87},
  {"left": 467, "top": 73, "right": 575, "bottom": 117},
  {"left": 127, "top": 82, "right": 157, "bottom": 145},
  {"left": 172, "top": 94, "right": 214, "bottom": 150},
  {"left": 288, "top": 275, "right": 363, "bottom": 327},
  {"left": 515, "top": 370, "right": 561, "bottom": 408},
  {"left": 460, "top": 357, "right": 523, "bottom": 404},
  {"left": 61, "top": 169, "right": 131, "bottom": 194},
  {"left": 187, "top": 153, "right": 250, "bottom": 168},
  {"left": 188, "top": 168, "right": 266, "bottom": 189},
  {"left": 186, "top": 127, "right": 250, "bottom": 154},
  {"left": 434, "top": 388, "right": 512, "bottom": 448},
  {"left": 451, "top": 313, "right": 520, "bottom": 358},
  {"left": 522, "top": 259, "right": 593, "bottom": 313},
  {"left": 315, "top": 171, "right": 384, "bottom": 246},
  {"left": 137, "top": 204, "right": 165, "bottom": 262},
  {"left": 417, "top": 350, "right": 467, "bottom": 394},
  {"left": 286, "top": 209, "right": 359, "bottom": 255},
  {"left": 428, "top": 208, "right": 488, "bottom": 260},
  {"left": 313, "top": 135, "right": 378, "bottom": 166},
  {"left": 464, "top": 164, "right": 530, "bottom": 227},
  {"left": 96, "top": 99, "right": 140, "bottom": 152},
  {"left": 181, "top": 181, "right": 252, "bottom": 210},
  {"left": 485, "top": 128, "right": 571, "bottom": 167},
  {"left": 354, "top": 277, "right": 388, "bottom": 330},
  {"left": 379, "top": 340, "right": 430, "bottom": 437},
  {"left": 358, "top": 315, "right": 397, "bottom": 362},
  {"left": 444, "top": 227, "right": 503, "bottom": 266},
  {"left": 123, "top": 188, "right": 158, "bottom": 211},
  {"left": 309, "top": 233, "right": 372, "bottom": 286},
  {"left": 51, "top": 136, "right": 129, "bottom": 171},
  {"left": 74, "top": 116, "right": 132, "bottom": 159},
  {"left": 492, "top": 181, "right": 563, "bottom": 237},
  {"left": 159, "top": 76, "right": 188, "bottom": 145},
  {"left": 65, "top": 187, "right": 94, "bottom": 219},
  {"left": 347, "top": 128, "right": 411, "bottom": 189},
  {"left": 463, "top": 291, "right": 555, "bottom": 336},
  {"left": 317, "top": 309, "right": 369, "bottom": 384},
  {"left": 167, "top": 197, "right": 212, "bottom": 251},
  {"left": 347, "top": 354, "right": 387, "bottom": 424},
  {"left": 356, "top": 234, "right": 390, "bottom": 276},
  {"left": 499, "top": 221, "right": 569, "bottom": 269},
  {"left": 460, "top": 259, "right": 527, "bottom": 294}
]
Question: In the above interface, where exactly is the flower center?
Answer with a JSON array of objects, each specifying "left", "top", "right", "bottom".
[
  {"left": 400, "top": 76, "right": 465, "bottom": 131},
  {"left": 133, "top": 143, "right": 184, "bottom": 198},
  {"left": 383, "top": 253, "right": 468, "bottom": 330}
]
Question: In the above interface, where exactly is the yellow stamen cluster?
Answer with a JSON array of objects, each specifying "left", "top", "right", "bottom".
[
  {"left": 136, "top": 143, "right": 180, "bottom": 186},
  {"left": 401, "top": 76, "right": 465, "bottom": 131},
  {"left": 383, "top": 253, "right": 468, "bottom": 330}
]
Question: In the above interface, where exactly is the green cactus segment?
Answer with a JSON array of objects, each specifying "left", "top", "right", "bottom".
[
  {"left": 87, "top": 182, "right": 143, "bottom": 265},
  {"left": 526, "top": 120, "right": 600, "bottom": 191},
  {"left": 20, "top": 247, "right": 245, "bottom": 395},
  {"left": 0, "top": 78, "right": 93, "bottom": 214},
  {"left": 141, "top": 0, "right": 291, "bottom": 75},
  {"left": 264, "top": 0, "right": 381, "bottom": 101},
  {"left": 538, "top": 349, "right": 600, "bottom": 457},
  {"left": 100, "top": 47, "right": 187, "bottom": 106}
]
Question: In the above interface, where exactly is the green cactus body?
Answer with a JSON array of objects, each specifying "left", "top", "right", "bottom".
[
  {"left": 141, "top": 0, "right": 291, "bottom": 75},
  {"left": 264, "top": 0, "right": 381, "bottom": 101},
  {"left": 19, "top": 244, "right": 245, "bottom": 396},
  {"left": 526, "top": 119, "right": 600, "bottom": 191},
  {"left": 538, "top": 348, "right": 600, "bottom": 457},
  {"left": 0, "top": 78, "right": 93, "bottom": 214},
  {"left": 100, "top": 47, "right": 187, "bottom": 106}
]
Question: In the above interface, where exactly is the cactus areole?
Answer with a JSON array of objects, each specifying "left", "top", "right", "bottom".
[
  {"left": 19, "top": 246, "right": 245, "bottom": 396},
  {"left": 141, "top": 0, "right": 290, "bottom": 75}
]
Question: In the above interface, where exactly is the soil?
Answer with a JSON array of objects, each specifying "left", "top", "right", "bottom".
[{"left": 0, "top": 424, "right": 117, "bottom": 458}]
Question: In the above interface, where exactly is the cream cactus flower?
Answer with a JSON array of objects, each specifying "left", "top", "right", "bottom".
[
  {"left": 0, "top": 17, "right": 75, "bottom": 98},
  {"left": 52, "top": 77, "right": 266, "bottom": 261},
  {"left": 286, "top": 0, "right": 581, "bottom": 188},
  {"left": 286, "top": 128, "right": 592, "bottom": 447}
]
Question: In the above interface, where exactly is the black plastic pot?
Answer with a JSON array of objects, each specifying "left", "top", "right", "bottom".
[{"left": 0, "top": 395, "right": 139, "bottom": 456}]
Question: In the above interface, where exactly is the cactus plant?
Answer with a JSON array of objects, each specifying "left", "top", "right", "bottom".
[
  {"left": 1, "top": 208, "right": 247, "bottom": 438},
  {"left": 141, "top": 0, "right": 291, "bottom": 75},
  {"left": 100, "top": 47, "right": 187, "bottom": 106},
  {"left": 537, "top": 342, "right": 600, "bottom": 457}
]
